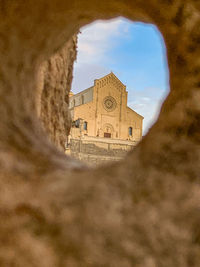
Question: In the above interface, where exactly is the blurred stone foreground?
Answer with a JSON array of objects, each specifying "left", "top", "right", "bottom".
[{"left": 0, "top": 1, "right": 200, "bottom": 266}]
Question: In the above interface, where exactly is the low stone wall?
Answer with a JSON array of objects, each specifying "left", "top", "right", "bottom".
[{"left": 70, "top": 136, "right": 137, "bottom": 165}]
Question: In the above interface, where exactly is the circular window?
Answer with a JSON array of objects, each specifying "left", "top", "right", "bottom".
[{"left": 103, "top": 96, "right": 117, "bottom": 112}]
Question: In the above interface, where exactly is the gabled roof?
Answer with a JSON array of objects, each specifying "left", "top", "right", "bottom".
[
  {"left": 69, "top": 86, "right": 93, "bottom": 98},
  {"left": 95, "top": 72, "right": 126, "bottom": 88},
  {"left": 127, "top": 106, "right": 144, "bottom": 119},
  {"left": 71, "top": 72, "right": 126, "bottom": 97}
]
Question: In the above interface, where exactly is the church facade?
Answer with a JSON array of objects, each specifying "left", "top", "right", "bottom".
[{"left": 67, "top": 72, "right": 143, "bottom": 165}]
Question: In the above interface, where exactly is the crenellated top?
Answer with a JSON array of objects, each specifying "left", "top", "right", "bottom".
[{"left": 94, "top": 72, "right": 126, "bottom": 92}]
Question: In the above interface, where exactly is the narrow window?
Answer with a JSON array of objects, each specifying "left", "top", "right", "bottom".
[
  {"left": 75, "top": 119, "right": 80, "bottom": 128},
  {"left": 81, "top": 95, "right": 84, "bottom": 104},
  {"left": 128, "top": 127, "right": 132, "bottom": 136},
  {"left": 83, "top": 121, "right": 87, "bottom": 130}
]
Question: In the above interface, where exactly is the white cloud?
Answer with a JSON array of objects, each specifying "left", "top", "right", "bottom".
[
  {"left": 72, "top": 64, "right": 109, "bottom": 93},
  {"left": 75, "top": 17, "right": 130, "bottom": 64},
  {"left": 128, "top": 87, "right": 168, "bottom": 134},
  {"left": 72, "top": 17, "right": 131, "bottom": 91}
]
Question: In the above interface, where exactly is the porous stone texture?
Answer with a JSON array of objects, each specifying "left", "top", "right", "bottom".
[
  {"left": 0, "top": 1, "right": 200, "bottom": 266},
  {"left": 37, "top": 36, "right": 77, "bottom": 150}
]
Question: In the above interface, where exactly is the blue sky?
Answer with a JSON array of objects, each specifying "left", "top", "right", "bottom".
[{"left": 71, "top": 17, "right": 169, "bottom": 134}]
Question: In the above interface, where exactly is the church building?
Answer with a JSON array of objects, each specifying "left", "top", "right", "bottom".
[{"left": 67, "top": 72, "right": 143, "bottom": 165}]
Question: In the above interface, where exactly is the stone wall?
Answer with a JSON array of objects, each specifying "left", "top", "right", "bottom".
[
  {"left": 70, "top": 137, "right": 136, "bottom": 165},
  {"left": 37, "top": 35, "right": 77, "bottom": 150},
  {"left": 1, "top": 1, "right": 200, "bottom": 266}
]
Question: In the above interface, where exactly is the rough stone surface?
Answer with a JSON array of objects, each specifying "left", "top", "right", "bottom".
[
  {"left": 70, "top": 137, "right": 136, "bottom": 165},
  {"left": 0, "top": 1, "right": 200, "bottom": 266},
  {"left": 37, "top": 36, "right": 77, "bottom": 150}
]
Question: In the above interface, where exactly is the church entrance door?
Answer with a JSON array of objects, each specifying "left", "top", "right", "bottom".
[
  {"left": 104, "top": 132, "right": 111, "bottom": 138},
  {"left": 103, "top": 124, "right": 114, "bottom": 138}
]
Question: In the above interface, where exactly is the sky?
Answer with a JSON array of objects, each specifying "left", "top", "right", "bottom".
[{"left": 71, "top": 17, "right": 169, "bottom": 135}]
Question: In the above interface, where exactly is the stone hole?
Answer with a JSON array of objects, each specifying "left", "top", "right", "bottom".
[
  {"left": 63, "top": 18, "right": 169, "bottom": 166},
  {"left": 1, "top": 1, "right": 200, "bottom": 266}
]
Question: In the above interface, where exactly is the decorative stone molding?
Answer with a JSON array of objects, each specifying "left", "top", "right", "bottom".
[{"left": 103, "top": 96, "right": 117, "bottom": 112}]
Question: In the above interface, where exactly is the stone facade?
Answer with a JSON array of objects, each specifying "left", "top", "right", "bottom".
[
  {"left": 68, "top": 73, "right": 143, "bottom": 164},
  {"left": 69, "top": 72, "right": 143, "bottom": 141},
  {"left": 1, "top": 1, "right": 200, "bottom": 266}
]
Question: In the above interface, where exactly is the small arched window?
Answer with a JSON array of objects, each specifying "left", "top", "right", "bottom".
[
  {"left": 83, "top": 121, "right": 88, "bottom": 131},
  {"left": 128, "top": 127, "right": 132, "bottom": 136},
  {"left": 75, "top": 119, "right": 80, "bottom": 128}
]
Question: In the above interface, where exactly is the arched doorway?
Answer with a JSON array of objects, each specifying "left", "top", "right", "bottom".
[{"left": 103, "top": 123, "right": 114, "bottom": 138}]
